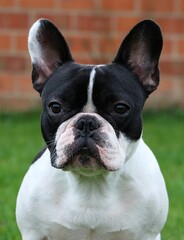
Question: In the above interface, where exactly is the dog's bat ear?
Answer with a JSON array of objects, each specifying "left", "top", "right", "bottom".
[
  {"left": 113, "top": 19, "right": 163, "bottom": 94},
  {"left": 28, "top": 19, "right": 74, "bottom": 94}
]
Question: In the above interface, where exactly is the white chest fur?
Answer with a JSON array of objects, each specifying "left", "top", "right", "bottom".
[{"left": 16, "top": 140, "right": 168, "bottom": 240}]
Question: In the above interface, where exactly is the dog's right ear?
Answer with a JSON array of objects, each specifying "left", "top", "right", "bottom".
[
  {"left": 113, "top": 20, "right": 163, "bottom": 95},
  {"left": 28, "top": 19, "right": 74, "bottom": 94}
]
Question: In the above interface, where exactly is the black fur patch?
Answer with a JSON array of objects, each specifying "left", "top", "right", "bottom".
[{"left": 32, "top": 146, "right": 47, "bottom": 164}]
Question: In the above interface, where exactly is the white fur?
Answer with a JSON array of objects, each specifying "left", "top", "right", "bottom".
[
  {"left": 16, "top": 138, "right": 168, "bottom": 240},
  {"left": 83, "top": 67, "right": 97, "bottom": 113},
  {"left": 28, "top": 20, "right": 43, "bottom": 65},
  {"left": 28, "top": 19, "right": 54, "bottom": 78}
]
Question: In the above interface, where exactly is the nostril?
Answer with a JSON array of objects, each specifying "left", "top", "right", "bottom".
[
  {"left": 75, "top": 118, "right": 86, "bottom": 131},
  {"left": 75, "top": 116, "right": 100, "bottom": 135},
  {"left": 88, "top": 119, "right": 100, "bottom": 131}
]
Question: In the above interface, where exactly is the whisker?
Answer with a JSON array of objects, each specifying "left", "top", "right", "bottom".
[{"left": 45, "top": 140, "right": 56, "bottom": 148}]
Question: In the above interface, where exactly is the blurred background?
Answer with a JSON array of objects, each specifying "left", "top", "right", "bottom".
[
  {"left": 0, "top": 0, "right": 184, "bottom": 110},
  {"left": 0, "top": 1, "right": 184, "bottom": 240}
]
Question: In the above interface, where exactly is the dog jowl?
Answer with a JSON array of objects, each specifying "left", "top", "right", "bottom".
[{"left": 16, "top": 19, "right": 168, "bottom": 240}]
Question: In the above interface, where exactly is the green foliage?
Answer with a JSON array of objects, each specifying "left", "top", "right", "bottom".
[{"left": 0, "top": 110, "right": 183, "bottom": 239}]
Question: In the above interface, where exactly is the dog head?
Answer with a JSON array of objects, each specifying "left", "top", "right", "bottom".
[{"left": 28, "top": 19, "right": 162, "bottom": 175}]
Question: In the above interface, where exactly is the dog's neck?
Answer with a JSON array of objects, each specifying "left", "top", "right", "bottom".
[{"left": 65, "top": 171, "right": 122, "bottom": 201}]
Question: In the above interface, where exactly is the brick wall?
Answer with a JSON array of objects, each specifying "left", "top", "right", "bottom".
[{"left": 0, "top": 0, "right": 184, "bottom": 110}]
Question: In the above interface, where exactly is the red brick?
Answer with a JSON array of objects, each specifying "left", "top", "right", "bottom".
[
  {"left": 147, "top": 77, "right": 175, "bottom": 108},
  {"left": 67, "top": 35, "right": 93, "bottom": 54},
  {"left": 162, "top": 38, "right": 173, "bottom": 56},
  {"left": 177, "top": 38, "right": 184, "bottom": 55},
  {"left": 140, "top": 0, "right": 174, "bottom": 12},
  {"left": 0, "top": 13, "right": 28, "bottom": 29},
  {"left": 101, "top": 0, "right": 134, "bottom": 11},
  {"left": 1, "top": 2, "right": 184, "bottom": 110},
  {"left": 0, "top": 0, "right": 14, "bottom": 7},
  {"left": 0, "top": 74, "right": 15, "bottom": 93},
  {"left": 59, "top": 0, "right": 95, "bottom": 9},
  {"left": 34, "top": 14, "right": 72, "bottom": 31},
  {"left": 18, "top": 75, "right": 33, "bottom": 92},
  {"left": 75, "top": 56, "right": 92, "bottom": 64},
  {"left": 178, "top": 0, "right": 184, "bottom": 12},
  {"left": 0, "top": 34, "right": 11, "bottom": 51},
  {"left": 16, "top": 33, "right": 28, "bottom": 51},
  {"left": 160, "top": 60, "right": 184, "bottom": 76},
  {"left": 76, "top": 15, "right": 112, "bottom": 32},
  {"left": 18, "top": 0, "right": 55, "bottom": 8},
  {"left": 0, "top": 56, "right": 27, "bottom": 72},
  {"left": 98, "top": 37, "right": 122, "bottom": 55},
  {"left": 157, "top": 18, "right": 184, "bottom": 34},
  {"left": 76, "top": 54, "right": 108, "bottom": 65},
  {"left": 158, "top": 78, "right": 174, "bottom": 93},
  {"left": 116, "top": 16, "right": 141, "bottom": 32},
  {"left": 0, "top": 97, "right": 39, "bottom": 111},
  {"left": 92, "top": 57, "right": 111, "bottom": 65}
]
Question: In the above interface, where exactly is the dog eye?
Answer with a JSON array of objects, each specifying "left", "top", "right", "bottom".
[
  {"left": 114, "top": 103, "right": 130, "bottom": 114},
  {"left": 49, "top": 102, "right": 62, "bottom": 114}
]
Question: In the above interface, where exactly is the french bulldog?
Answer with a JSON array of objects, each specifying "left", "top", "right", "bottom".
[{"left": 16, "top": 19, "right": 168, "bottom": 240}]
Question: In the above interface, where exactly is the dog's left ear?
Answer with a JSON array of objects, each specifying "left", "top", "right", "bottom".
[
  {"left": 113, "top": 20, "right": 163, "bottom": 94},
  {"left": 28, "top": 19, "right": 74, "bottom": 94}
]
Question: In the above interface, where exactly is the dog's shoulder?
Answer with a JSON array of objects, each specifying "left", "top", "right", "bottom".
[{"left": 32, "top": 146, "right": 47, "bottom": 164}]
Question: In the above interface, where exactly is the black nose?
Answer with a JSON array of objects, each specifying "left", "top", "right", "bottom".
[{"left": 75, "top": 116, "right": 100, "bottom": 137}]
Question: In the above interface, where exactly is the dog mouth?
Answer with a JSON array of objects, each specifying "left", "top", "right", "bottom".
[
  {"left": 77, "top": 148, "right": 94, "bottom": 165},
  {"left": 52, "top": 139, "right": 107, "bottom": 174},
  {"left": 65, "top": 144, "right": 104, "bottom": 170}
]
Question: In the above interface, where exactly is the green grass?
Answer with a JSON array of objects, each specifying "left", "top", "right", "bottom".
[
  {"left": 143, "top": 110, "right": 184, "bottom": 240},
  {"left": 0, "top": 110, "right": 184, "bottom": 239},
  {"left": 0, "top": 111, "right": 44, "bottom": 240}
]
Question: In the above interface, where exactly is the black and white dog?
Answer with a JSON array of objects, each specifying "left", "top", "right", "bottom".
[{"left": 16, "top": 19, "right": 168, "bottom": 240}]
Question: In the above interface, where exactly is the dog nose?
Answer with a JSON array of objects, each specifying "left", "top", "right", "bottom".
[{"left": 75, "top": 116, "right": 100, "bottom": 137}]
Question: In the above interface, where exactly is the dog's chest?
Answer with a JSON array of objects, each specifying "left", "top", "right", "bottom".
[
  {"left": 48, "top": 225, "right": 131, "bottom": 240},
  {"left": 47, "top": 183, "right": 122, "bottom": 228},
  {"left": 40, "top": 174, "right": 136, "bottom": 239},
  {"left": 46, "top": 199, "right": 132, "bottom": 240}
]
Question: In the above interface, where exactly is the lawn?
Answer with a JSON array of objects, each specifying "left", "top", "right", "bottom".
[{"left": 0, "top": 109, "right": 184, "bottom": 239}]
